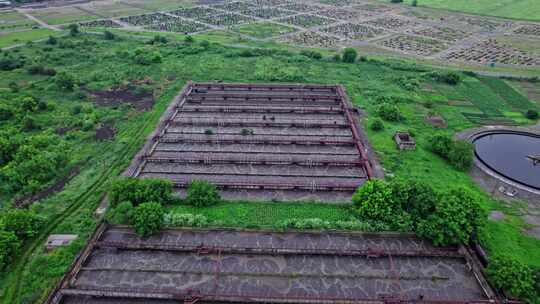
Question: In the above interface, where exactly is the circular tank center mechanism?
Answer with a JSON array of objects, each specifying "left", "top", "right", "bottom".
[{"left": 474, "top": 132, "right": 540, "bottom": 190}]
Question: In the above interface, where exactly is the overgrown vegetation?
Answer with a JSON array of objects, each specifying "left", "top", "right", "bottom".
[
  {"left": 352, "top": 179, "right": 485, "bottom": 245},
  {"left": 0, "top": 31, "right": 538, "bottom": 304},
  {"left": 109, "top": 177, "right": 173, "bottom": 207},
  {"left": 428, "top": 134, "right": 473, "bottom": 170}
]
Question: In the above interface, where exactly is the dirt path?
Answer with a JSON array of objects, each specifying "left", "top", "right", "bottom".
[{"left": 16, "top": 9, "right": 60, "bottom": 31}]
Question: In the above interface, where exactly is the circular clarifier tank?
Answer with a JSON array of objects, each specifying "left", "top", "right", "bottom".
[{"left": 474, "top": 132, "right": 540, "bottom": 190}]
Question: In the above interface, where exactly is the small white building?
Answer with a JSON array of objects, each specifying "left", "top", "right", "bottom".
[{"left": 45, "top": 234, "right": 78, "bottom": 251}]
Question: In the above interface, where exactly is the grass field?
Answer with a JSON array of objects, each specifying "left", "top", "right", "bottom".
[
  {"left": 25, "top": 6, "right": 99, "bottom": 25},
  {"left": 0, "top": 32, "right": 538, "bottom": 303},
  {"left": 233, "top": 22, "right": 297, "bottom": 39},
  {"left": 81, "top": 2, "right": 148, "bottom": 18},
  {"left": 402, "top": 0, "right": 540, "bottom": 21},
  {"left": 0, "top": 11, "right": 37, "bottom": 32},
  {"left": 0, "top": 28, "right": 58, "bottom": 48}
]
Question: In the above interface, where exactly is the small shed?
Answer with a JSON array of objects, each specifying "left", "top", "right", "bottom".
[
  {"left": 45, "top": 234, "right": 78, "bottom": 251},
  {"left": 394, "top": 131, "right": 416, "bottom": 150}
]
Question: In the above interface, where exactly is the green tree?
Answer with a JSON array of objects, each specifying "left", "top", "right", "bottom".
[
  {"left": 186, "top": 180, "right": 221, "bottom": 207},
  {"left": 0, "top": 230, "right": 20, "bottom": 270},
  {"left": 131, "top": 202, "right": 165, "bottom": 236},
  {"left": 416, "top": 188, "right": 484, "bottom": 246},
  {"left": 109, "top": 178, "right": 173, "bottom": 207},
  {"left": 352, "top": 179, "right": 397, "bottom": 223},
  {"left": 390, "top": 178, "right": 437, "bottom": 222},
  {"left": 429, "top": 134, "right": 453, "bottom": 157},
  {"left": 370, "top": 118, "right": 384, "bottom": 131},
  {"left": 67, "top": 24, "right": 79, "bottom": 36},
  {"left": 487, "top": 255, "right": 535, "bottom": 301},
  {"left": 1, "top": 209, "right": 44, "bottom": 240},
  {"left": 342, "top": 48, "right": 358, "bottom": 63},
  {"left": 377, "top": 103, "right": 401, "bottom": 121}
]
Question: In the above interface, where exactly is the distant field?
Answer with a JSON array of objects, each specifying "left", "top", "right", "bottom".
[
  {"left": 0, "top": 11, "right": 37, "bottom": 32},
  {"left": 123, "top": 0, "right": 195, "bottom": 11},
  {"left": 26, "top": 6, "right": 98, "bottom": 25},
  {"left": 404, "top": 0, "right": 540, "bottom": 21},
  {"left": 81, "top": 2, "right": 147, "bottom": 18},
  {"left": 0, "top": 28, "right": 57, "bottom": 48}
]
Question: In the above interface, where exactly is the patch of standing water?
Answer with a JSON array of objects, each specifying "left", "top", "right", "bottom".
[{"left": 474, "top": 132, "right": 540, "bottom": 190}]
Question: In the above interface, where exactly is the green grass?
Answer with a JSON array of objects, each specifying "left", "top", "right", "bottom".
[
  {"left": 400, "top": 0, "right": 540, "bottom": 21},
  {"left": 233, "top": 22, "right": 297, "bottom": 39},
  {"left": 0, "top": 32, "right": 538, "bottom": 303},
  {"left": 0, "top": 28, "right": 59, "bottom": 48},
  {"left": 169, "top": 202, "right": 351, "bottom": 228}
]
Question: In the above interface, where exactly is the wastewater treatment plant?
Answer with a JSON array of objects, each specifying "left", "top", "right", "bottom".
[{"left": 0, "top": 0, "right": 539, "bottom": 304}]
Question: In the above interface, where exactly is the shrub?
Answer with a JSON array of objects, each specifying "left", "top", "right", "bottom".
[
  {"left": 55, "top": 71, "right": 76, "bottom": 91},
  {"left": 46, "top": 35, "right": 57, "bottom": 45},
  {"left": 429, "top": 135, "right": 473, "bottom": 170},
  {"left": 342, "top": 48, "right": 357, "bottom": 63},
  {"left": 184, "top": 35, "right": 194, "bottom": 43},
  {"left": 186, "top": 180, "right": 221, "bottom": 207},
  {"left": 109, "top": 178, "right": 173, "bottom": 207},
  {"left": 0, "top": 104, "right": 14, "bottom": 121},
  {"left": 0, "top": 209, "right": 45, "bottom": 241},
  {"left": 133, "top": 48, "right": 162, "bottom": 65},
  {"left": 429, "top": 134, "right": 453, "bottom": 156},
  {"left": 300, "top": 50, "right": 322, "bottom": 60},
  {"left": 352, "top": 179, "right": 399, "bottom": 224},
  {"left": 0, "top": 133, "right": 67, "bottom": 192},
  {"left": 525, "top": 109, "right": 539, "bottom": 120},
  {"left": 390, "top": 178, "right": 437, "bottom": 222},
  {"left": 106, "top": 201, "right": 134, "bottom": 225},
  {"left": 163, "top": 213, "right": 209, "bottom": 228},
  {"left": 0, "top": 230, "right": 20, "bottom": 270},
  {"left": 131, "top": 202, "right": 165, "bottom": 236},
  {"left": 431, "top": 71, "right": 462, "bottom": 85},
  {"left": 448, "top": 140, "right": 473, "bottom": 170},
  {"left": 370, "top": 118, "right": 384, "bottom": 131},
  {"left": 67, "top": 24, "right": 79, "bottom": 36},
  {"left": 416, "top": 188, "right": 484, "bottom": 246},
  {"left": 486, "top": 255, "right": 535, "bottom": 301},
  {"left": 377, "top": 103, "right": 401, "bottom": 121},
  {"left": 0, "top": 56, "right": 24, "bottom": 71},
  {"left": 103, "top": 31, "right": 115, "bottom": 40}
]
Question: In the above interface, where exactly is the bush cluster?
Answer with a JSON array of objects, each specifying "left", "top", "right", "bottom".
[
  {"left": 486, "top": 255, "right": 538, "bottom": 302},
  {"left": 342, "top": 48, "right": 357, "bottom": 63},
  {"left": 27, "top": 65, "right": 56, "bottom": 76},
  {"left": 186, "top": 180, "right": 221, "bottom": 207},
  {"left": 352, "top": 179, "right": 485, "bottom": 246},
  {"left": 0, "top": 209, "right": 44, "bottom": 270},
  {"left": 377, "top": 103, "right": 401, "bottom": 121},
  {"left": 133, "top": 48, "right": 162, "bottom": 65},
  {"left": 429, "top": 134, "right": 473, "bottom": 170},
  {"left": 109, "top": 177, "right": 173, "bottom": 207},
  {"left": 107, "top": 178, "right": 221, "bottom": 236},
  {"left": 525, "top": 109, "right": 538, "bottom": 120},
  {"left": 429, "top": 71, "right": 462, "bottom": 85}
]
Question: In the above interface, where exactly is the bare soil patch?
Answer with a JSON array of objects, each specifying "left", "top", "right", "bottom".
[
  {"left": 425, "top": 114, "right": 447, "bottom": 128},
  {"left": 87, "top": 81, "right": 154, "bottom": 111},
  {"left": 95, "top": 123, "right": 116, "bottom": 141}
]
